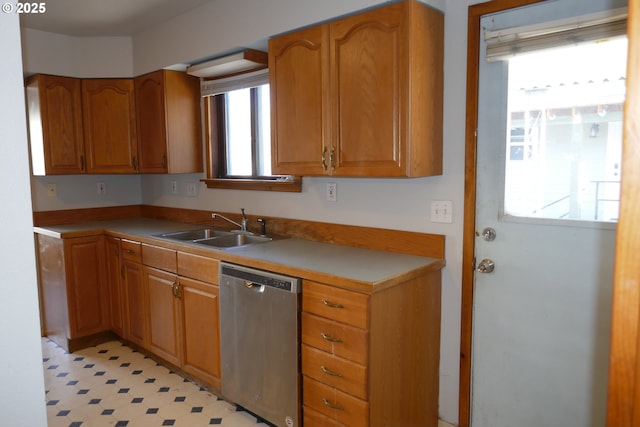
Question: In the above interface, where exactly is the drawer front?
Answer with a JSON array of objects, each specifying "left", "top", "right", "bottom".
[
  {"left": 142, "top": 244, "right": 177, "bottom": 273},
  {"left": 303, "top": 406, "right": 343, "bottom": 427},
  {"left": 303, "top": 281, "right": 369, "bottom": 329},
  {"left": 302, "top": 312, "right": 368, "bottom": 365},
  {"left": 177, "top": 251, "right": 219, "bottom": 284},
  {"left": 303, "top": 376, "right": 369, "bottom": 427},
  {"left": 121, "top": 239, "right": 142, "bottom": 263},
  {"left": 302, "top": 345, "right": 367, "bottom": 400}
]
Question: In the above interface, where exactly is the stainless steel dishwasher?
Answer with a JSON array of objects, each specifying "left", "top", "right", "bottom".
[{"left": 219, "top": 262, "right": 301, "bottom": 427}]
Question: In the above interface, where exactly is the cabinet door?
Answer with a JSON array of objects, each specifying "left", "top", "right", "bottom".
[
  {"left": 330, "top": 3, "right": 406, "bottom": 176},
  {"left": 135, "top": 71, "right": 168, "bottom": 173},
  {"left": 135, "top": 70, "right": 203, "bottom": 174},
  {"left": 179, "top": 276, "right": 220, "bottom": 387},
  {"left": 82, "top": 79, "right": 138, "bottom": 174},
  {"left": 64, "top": 236, "right": 109, "bottom": 338},
  {"left": 105, "top": 237, "right": 124, "bottom": 337},
  {"left": 123, "top": 260, "right": 147, "bottom": 348},
  {"left": 269, "top": 24, "right": 329, "bottom": 176},
  {"left": 26, "top": 74, "right": 85, "bottom": 175},
  {"left": 145, "top": 266, "right": 181, "bottom": 366}
]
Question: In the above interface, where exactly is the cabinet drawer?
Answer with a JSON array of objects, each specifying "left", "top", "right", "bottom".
[
  {"left": 303, "top": 406, "right": 343, "bottom": 427},
  {"left": 302, "top": 312, "right": 368, "bottom": 365},
  {"left": 142, "top": 244, "right": 177, "bottom": 273},
  {"left": 121, "top": 239, "right": 142, "bottom": 262},
  {"left": 177, "top": 252, "right": 218, "bottom": 284},
  {"left": 302, "top": 345, "right": 367, "bottom": 400},
  {"left": 303, "top": 281, "right": 369, "bottom": 329},
  {"left": 303, "top": 376, "right": 369, "bottom": 427}
]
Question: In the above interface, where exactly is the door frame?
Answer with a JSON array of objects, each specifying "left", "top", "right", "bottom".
[
  {"left": 606, "top": 1, "right": 640, "bottom": 425},
  {"left": 459, "top": 1, "right": 549, "bottom": 426}
]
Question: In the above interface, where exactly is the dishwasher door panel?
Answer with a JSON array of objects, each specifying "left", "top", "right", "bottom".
[{"left": 220, "top": 273, "right": 300, "bottom": 427}]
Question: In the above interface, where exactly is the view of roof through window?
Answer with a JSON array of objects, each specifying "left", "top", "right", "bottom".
[{"left": 504, "top": 36, "right": 627, "bottom": 222}]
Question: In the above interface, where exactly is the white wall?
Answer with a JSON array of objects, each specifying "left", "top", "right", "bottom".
[
  {"left": 21, "top": 0, "right": 463, "bottom": 423},
  {"left": 1, "top": 12, "right": 48, "bottom": 427},
  {"left": 21, "top": 28, "right": 134, "bottom": 77}
]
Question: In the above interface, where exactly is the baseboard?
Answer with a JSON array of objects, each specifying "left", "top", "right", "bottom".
[{"left": 439, "top": 419, "right": 456, "bottom": 427}]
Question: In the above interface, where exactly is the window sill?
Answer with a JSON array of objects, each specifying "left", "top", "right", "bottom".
[{"left": 201, "top": 177, "right": 302, "bottom": 192}]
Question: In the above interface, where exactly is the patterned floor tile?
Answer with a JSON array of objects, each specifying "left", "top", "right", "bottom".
[{"left": 41, "top": 338, "right": 271, "bottom": 427}]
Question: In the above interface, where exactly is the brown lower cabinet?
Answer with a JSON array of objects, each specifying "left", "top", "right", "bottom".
[
  {"left": 105, "top": 237, "right": 124, "bottom": 337},
  {"left": 301, "top": 274, "right": 441, "bottom": 427},
  {"left": 121, "top": 239, "right": 147, "bottom": 348},
  {"left": 36, "top": 234, "right": 110, "bottom": 351},
  {"left": 36, "top": 231, "right": 440, "bottom": 426},
  {"left": 140, "top": 243, "right": 222, "bottom": 389}
]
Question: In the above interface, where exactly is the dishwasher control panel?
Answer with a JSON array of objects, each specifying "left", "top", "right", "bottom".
[{"left": 220, "top": 263, "right": 300, "bottom": 293}]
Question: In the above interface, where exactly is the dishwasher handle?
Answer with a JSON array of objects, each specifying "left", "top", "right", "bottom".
[{"left": 244, "top": 280, "right": 265, "bottom": 292}]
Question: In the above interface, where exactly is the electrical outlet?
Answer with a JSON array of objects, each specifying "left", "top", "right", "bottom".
[
  {"left": 431, "top": 200, "right": 453, "bottom": 223},
  {"left": 187, "top": 183, "right": 197, "bottom": 197},
  {"left": 326, "top": 182, "right": 337, "bottom": 202},
  {"left": 171, "top": 181, "right": 177, "bottom": 194},
  {"left": 97, "top": 182, "right": 106, "bottom": 196},
  {"left": 47, "top": 183, "right": 57, "bottom": 198}
]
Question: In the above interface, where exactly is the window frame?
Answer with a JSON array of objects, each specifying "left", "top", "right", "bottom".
[{"left": 201, "top": 83, "right": 301, "bottom": 192}]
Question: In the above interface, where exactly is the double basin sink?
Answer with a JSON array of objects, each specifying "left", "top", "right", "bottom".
[{"left": 155, "top": 228, "right": 272, "bottom": 249}]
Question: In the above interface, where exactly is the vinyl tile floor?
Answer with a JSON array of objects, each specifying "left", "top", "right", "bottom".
[{"left": 42, "top": 338, "right": 271, "bottom": 427}]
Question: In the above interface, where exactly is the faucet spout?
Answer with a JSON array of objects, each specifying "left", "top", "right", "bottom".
[{"left": 212, "top": 209, "right": 248, "bottom": 232}]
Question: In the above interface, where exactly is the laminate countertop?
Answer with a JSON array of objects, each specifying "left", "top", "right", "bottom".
[{"left": 35, "top": 217, "right": 444, "bottom": 293}]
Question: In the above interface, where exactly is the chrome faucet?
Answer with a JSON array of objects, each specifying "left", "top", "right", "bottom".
[{"left": 212, "top": 208, "right": 248, "bottom": 232}]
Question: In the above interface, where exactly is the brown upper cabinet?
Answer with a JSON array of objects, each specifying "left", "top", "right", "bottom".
[
  {"left": 82, "top": 78, "right": 139, "bottom": 174},
  {"left": 26, "top": 71, "right": 203, "bottom": 175},
  {"left": 26, "top": 74, "right": 86, "bottom": 175},
  {"left": 269, "top": 0, "right": 444, "bottom": 177},
  {"left": 134, "top": 70, "right": 203, "bottom": 174}
]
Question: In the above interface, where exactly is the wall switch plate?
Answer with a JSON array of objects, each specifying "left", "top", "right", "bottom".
[
  {"left": 171, "top": 181, "right": 177, "bottom": 194},
  {"left": 187, "top": 183, "right": 197, "bottom": 197},
  {"left": 97, "top": 182, "right": 106, "bottom": 196},
  {"left": 47, "top": 183, "right": 57, "bottom": 198},
  {"left": 326, "top": 182, "right": 337, "bottom": 202},
  {"left": 431, "top": 200, "right": 453, "bottom": 223}
]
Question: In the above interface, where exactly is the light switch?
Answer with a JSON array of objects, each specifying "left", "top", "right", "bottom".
[{"left": 431, "top": 200, "right": 453, "bottom": 223}]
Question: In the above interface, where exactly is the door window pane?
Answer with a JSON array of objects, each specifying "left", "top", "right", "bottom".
[{"left": 504, "top": 37, "right": 627, "bottom": 222}]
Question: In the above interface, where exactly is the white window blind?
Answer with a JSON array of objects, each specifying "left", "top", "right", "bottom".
[
  {"left": 200, "top": 68, "right": 269, "bottom": 97},
  {"left": 484, "top": 7, "right": 627, "bottom": 62}
]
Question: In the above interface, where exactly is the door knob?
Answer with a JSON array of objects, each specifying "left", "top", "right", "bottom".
[
  {"left": 477, "top": 258, "right": 495, "bottom": 273},
  {"left": 481, "top": 227, "right": 496, "bottom": 241}
]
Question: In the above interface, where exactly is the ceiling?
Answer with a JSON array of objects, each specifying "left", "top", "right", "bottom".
[{"left": 20, "top": 0, "right": 214, "bottom": 36}]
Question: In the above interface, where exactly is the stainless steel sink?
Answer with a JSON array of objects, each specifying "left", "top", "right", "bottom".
[
  {"left": 196, "top": 233, "right": 272, "bottom": 248},
  {"left": 156, "top": 228, "right": 232, "bottom": 241},
  {"left": 156, "top": 228, "right": 273, "bottom": 249}
]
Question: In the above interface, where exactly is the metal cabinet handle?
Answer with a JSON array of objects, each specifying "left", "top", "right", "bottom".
[
  {"left": 321, "top": 147, "right": 328, "bottom": 171},
  {"left": 322, "top": 398, "right": 344, "bottom": 411},
  {"left": 322, "top": 299, "right": 344, "bottom": 309},
  {"left": 172, "top": 281, "right": 180, "bottom": 298},
  {"left": 126, "top": 249, "right": 135, "bottom": 254},
  {"left": 80, "top": 155, "right": 85, "bottom": 171},
  {"left": 320, "top": 332, "right": 342, "bottom": 343},
  {"left": 329, "top": 147, "right": 335, "bottom": 171},
  {"left": 321, "top": 366, "right": 343, "bottom": 377}
]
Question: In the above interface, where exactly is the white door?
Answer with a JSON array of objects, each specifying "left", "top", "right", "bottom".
[{"left": 472, "top": 1, "right": 627, "bottom": 426}]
